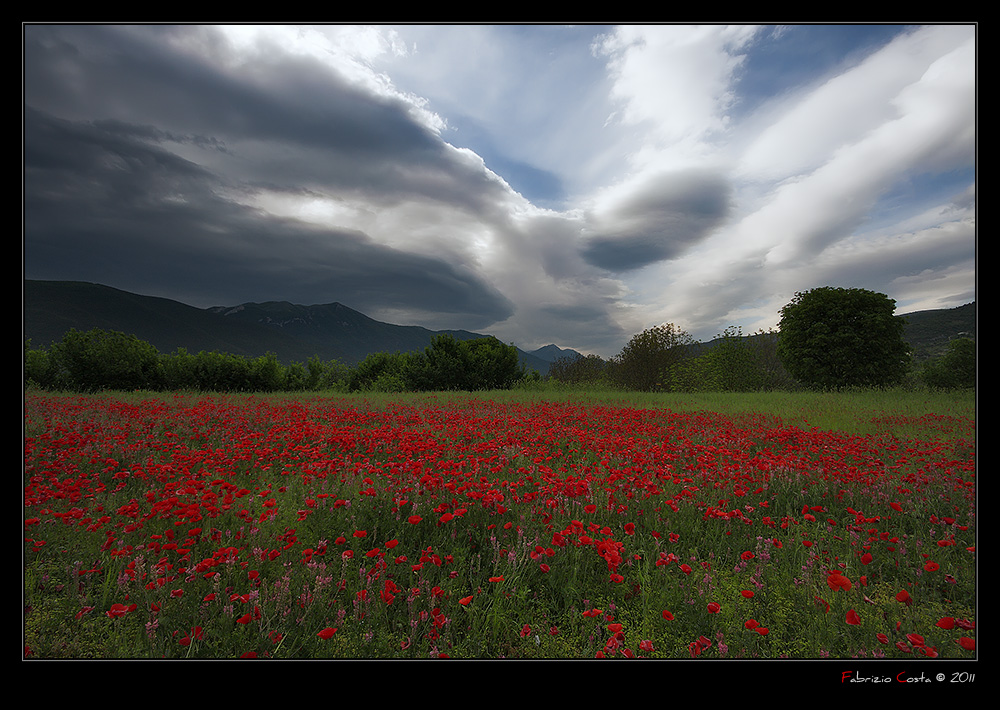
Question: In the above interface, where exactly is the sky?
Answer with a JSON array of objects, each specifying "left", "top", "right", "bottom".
[{"left": 23, "top": 24, "right": 976, "bottom": 357}]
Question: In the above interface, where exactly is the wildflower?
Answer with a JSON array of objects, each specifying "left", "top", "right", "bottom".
[
  {"left": 845, "top": 609, "right": 861, "bottom": 626},
  {"left": 895, "top": 590, "right": 912, "bottom": 606},
  {"left": 317, "top": 627, "right": 337, "bottom": 640},
  {"left": 827, "top": 572, "right": 852, "bottom": 592}
]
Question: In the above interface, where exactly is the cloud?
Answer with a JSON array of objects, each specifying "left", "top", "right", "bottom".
[
  {"left": 23, "top": 24, "right": 975, "bottom": 358},
  {"left": 23, "top": 106, "right": 515, "bottom": 327},
  {"left": 579, "top": 168, "right": 733, "bottom": 271}
]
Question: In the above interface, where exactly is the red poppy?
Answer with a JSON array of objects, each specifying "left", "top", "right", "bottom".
[
  {"left": 741, "top": 551, "right": 754, "bottom": 560},
  {"left": 539, "top": 563, "right": 550, "bottom": 573},
  {"left": 459, "top": 595, "right": 473, "bottom": 606},
  {"left": 317, "top": 627, "right": 337, "bottom": 640},
  {"left": 923, "top": 561, "right": 940, "bottom": 572},
  {"left": 957, "top": 637, "right": 975, "bottom": 651},
  {"left": 707, "top": 602, "right": 721, "bottom": 614},
  {"left": 608, "top": 623, "right": 623, "bottom": 633},
  {"left": 827, "top": 572, "right": 852, "bottom": 592},
  {"left": 845, "top": 609, "right": 861, "bottom": 625},
  {"left": 745, "top": 619, "right": 759, "bottom": 630},
  {"left": 895, "top": 590, "right": 912, "bottom": 606},
  {"left": 680, "top": 564, "right": 692, "bottom": 575},
  {"left": 236, "top": 613, "right": 251, "bottom": 624},
  {"left": 489, "top": 575, "right": 504, "bottom": 582},
  {"left": 876, "top": 633, "right": 889, "bottom": 644},
  {"left": 408, "top": 515, "right": 422, "bottom": 525},
  {"left": 639, "top": 639, "right": 654, "bottom": 652},
  {"left": 741, "top": 590, "right": 754, "bottom": 598},
  {"left": 662, "top": 610, "right": 674, "bottom": 621},
  {"left": 861, "top": 552, "right": 873, "bottom": 565},
  {"left": 936, "top": 617, "right": 955, "bottom": 630},
  {"left": 755, "top": 627, "right": 769, "bottom": 636}
]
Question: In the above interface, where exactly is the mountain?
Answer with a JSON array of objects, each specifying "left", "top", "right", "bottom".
[
  {"left": 899, "top": 301, "right": 976, "bottom": 362},
  {"left": 528, "top": 344, "right": 584, "bottom": 362},
  {"left": 22, "top": 280, "right": 975, "bottom": 374},
  {"left": 22, "top": 280, "right": 556, "bottom": 374}
]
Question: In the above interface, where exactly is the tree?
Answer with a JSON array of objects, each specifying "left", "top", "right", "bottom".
[
  {"left": 920, "top": 338, "right": 975, "bottom": 390},
  {"left": 777, "top": 287, "right": 911, "bottom": 390},
  {"left": 613, "top": 323, "right": 694, "bottom": 392},
  {"left": 50, "top": 328, "right": 164, "bottom": 392}
]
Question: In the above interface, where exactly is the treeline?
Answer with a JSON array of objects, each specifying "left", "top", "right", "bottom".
[
  {"left": 23, "top": 318, "right": 974, "bottom": 395},
  {"left": 548, "top": 325, "right": 797, "bottom": 393},
  {"left": 548, "top": 322, "right": 975, "bottom": 393},
  {"left": 23, "top": 328, "right": 537, "bottom": 394}
]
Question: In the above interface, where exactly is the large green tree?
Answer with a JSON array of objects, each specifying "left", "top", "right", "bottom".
[
  {"left": 613, "top": 323, "right": 694, "bottom": 392},
  {"left": 777, "top": 287, "right": 911, "bottom": 390}
]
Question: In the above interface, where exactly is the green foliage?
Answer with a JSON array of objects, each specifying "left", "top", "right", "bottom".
[
  {"left": 920, "top": 338, "right": 975, "bottom": 390},
  {"left": 612, "top": 323, "right": 694, "bottom": 392},
  {"left": 664, "top": 328, "right": 796, "bottom": 392},
  {"left": 48, "top": 328, "right": 165, "bottom": 392},
  {"left": 548, "top": 353, "right": 612, "bottom": 387},
  {"left": 777, "top": 287, "right": 911, "bottom": 390},
  {"left": 26, "top": 329, "right": 353, "bottom": 394}
]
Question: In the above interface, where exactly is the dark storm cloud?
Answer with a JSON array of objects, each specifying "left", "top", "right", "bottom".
[
  {"left": 24, "top": 25, "right": 512, "bottom": 216},
  {"left": 580, "top": 169, "right": 733, "bottom": 272},
  {"left": 23, "top": 25, "right": 520, "bottom": 327},
  {"left": 23, "top": 106, "right": 515, "bottom": 327}
]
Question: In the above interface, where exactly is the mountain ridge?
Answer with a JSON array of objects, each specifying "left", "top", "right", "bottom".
[
  {"left": 22, "top": 280, "right": 577, "bottom": 375},
  {"left": 22, "top": 280, "right": 974, "bottom": 372}
]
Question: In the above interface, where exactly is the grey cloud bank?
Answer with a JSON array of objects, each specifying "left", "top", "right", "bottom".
[{"left": 23, "top": 24, "right": 975, "bottom": 357}]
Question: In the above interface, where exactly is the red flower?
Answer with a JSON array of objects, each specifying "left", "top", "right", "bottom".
[
  {"left": 895, "top": 590, "right": 912, "bottom": 606},
  {"left": 936, "top": 617, "right": 955, "bottom": 630},
  {"left": 680, "top": 564, "right": 692, "bottom": 575},
  {"left": 236, "top": 613, "right": 251, "bottom": 624},
  {"left": 861, "top": 552, "right": 873, "bottom": 565},
  {"left": 459, "top": 595, "right": 473, "bottom": 606},
  {"left": 957, "top": 637, "right": 975, "bottom": 651},
  {"left": 755, "top": 627, "right": 769, "bottom": 636},
  {"left": 707, "top": 602, "right": 721, "bottom": 614},
  {"left": 662, "top": 610, "right": 674, "bottom": 621},
  {"left": 489, "top": 576, "right": 504, "bottom": 583},
  {"left": 539, "top": 563, "right": 550, "bottom": 573},
  {"left": 408, "top": 516, "right": 422, "bottom": 525},
  {"left": 923, "top": 561, "right": 940, "bottom": 572},
  {"left": 741, "top": 590, "right": 754, "bottom": 598},
  {"left": 317, "top": 627, "right": 337, "bottom": 640},
  {"left": 741, "top": 551, "right": 754, "bottom": 560},
  {"left": 639, "top": 639, "right": 654, "bottom": 652},
  {"left": 827, "top": 572, "right": 852, "bottom": 592},
  {"left": 845, "top": 609, "right": 861, "bottom": 625},
  {"left": 745, "top": 619, "right": 759, "bottom": 630},
  {"left": 876, "top": 633, "right": 889, "bottom": 644}
]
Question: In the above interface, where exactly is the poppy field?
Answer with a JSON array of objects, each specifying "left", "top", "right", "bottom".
[{"left": 23, "top": 391, "right": 976, "bottom": 659}]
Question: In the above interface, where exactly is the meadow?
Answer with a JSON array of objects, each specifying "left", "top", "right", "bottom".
[{"left": 23, "top": 388, "right": 976, "bottom": 660}]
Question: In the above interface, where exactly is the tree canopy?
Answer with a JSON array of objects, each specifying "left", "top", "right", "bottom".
[{"left": 777, "top": 287, "right": 911, "bottom": 390}]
